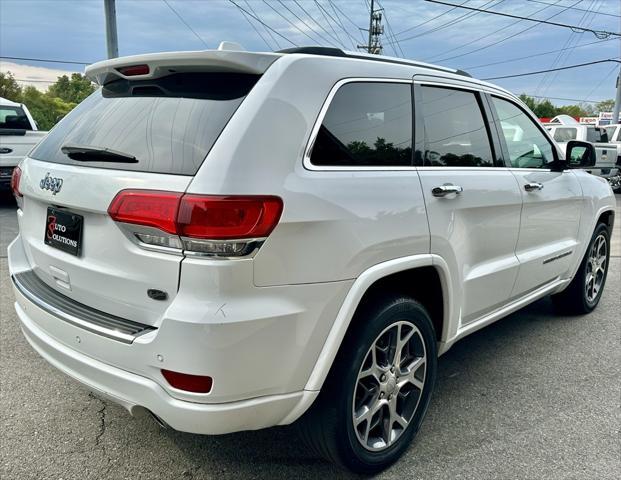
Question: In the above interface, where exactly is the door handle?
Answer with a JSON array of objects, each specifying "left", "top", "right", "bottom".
[
  {"left": 524, "top": 182, "right": 544, "bottom": 192},
  {"left": 432, "top": 184, "right": 463, "bottom": 197}
]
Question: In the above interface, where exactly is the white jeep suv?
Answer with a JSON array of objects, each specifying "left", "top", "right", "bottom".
[{"left": 8, "top": 47, "right": 615, "bottom": 473}]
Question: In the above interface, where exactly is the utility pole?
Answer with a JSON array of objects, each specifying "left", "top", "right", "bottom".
[
  {"left": 358, "top": 0, "right": 384, "bottom": 54},
  {"left": 612, "top": 66, "right": 621, "bottom": 125},
  {"left": 104, "top": 0, "right": 119, "bottom": 59}
]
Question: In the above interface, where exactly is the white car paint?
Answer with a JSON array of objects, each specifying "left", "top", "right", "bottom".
[
  {"left": 7, "top": 48, "right": 616, "bottom": 436},
  {"left": 0, "top": 97, "right": 46, "bottom": 189}
]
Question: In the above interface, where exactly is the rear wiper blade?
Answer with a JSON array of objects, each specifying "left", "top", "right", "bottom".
[{"left": 61, "top": 144, "right": 138, "bottom": 163}]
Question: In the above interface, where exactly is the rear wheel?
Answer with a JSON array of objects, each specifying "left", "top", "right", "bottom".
[
  {"left": 552, "top": 223, "right": 610, "bottom": 314},
  {"left": 297, "top": 297, "right": 437, "bottom": 474}
]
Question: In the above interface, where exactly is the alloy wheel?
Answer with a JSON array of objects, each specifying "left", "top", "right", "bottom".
[
  {"left": 352, "top": 321, "right": 427, "bottom": 451},
  {"left": 585, "top": 233, "right": 607, "bottom": 304}
]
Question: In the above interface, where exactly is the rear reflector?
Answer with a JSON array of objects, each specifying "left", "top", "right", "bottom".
[
  {"left": 117, "top": 64, "right": 150, "bottom": 76},
  {"left": 11, "top": 166, "right": 22, "bottom": 198},
  {"left": 108, "top": 190, "right": 283, "bottom": 256},
  {"left": 161, "top": 369, "right": 213, "bottom": 394}
]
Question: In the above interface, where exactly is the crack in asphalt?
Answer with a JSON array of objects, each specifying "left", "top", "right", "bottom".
[{"left": 89, "top": 393, "right": 113, "bottom": 474}]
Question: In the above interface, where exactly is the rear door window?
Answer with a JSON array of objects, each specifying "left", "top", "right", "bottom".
[
  {"left": 310, "top": 82, "right": 413, "bottom": 167},
  {"left": 29, "top": 72, "right": 260, "bottom": 175},
  {"left": 552, "top": 127, "right": 578, "bottom": 143},
  {"left": 419, "top": 86, "right": 495, "bottom": 167}
]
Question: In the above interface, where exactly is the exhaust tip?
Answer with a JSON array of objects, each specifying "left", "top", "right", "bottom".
[{"left": 131, "top": 405, "right": 169, "bottom": 429}]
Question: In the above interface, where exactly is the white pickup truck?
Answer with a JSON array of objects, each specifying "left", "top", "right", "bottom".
[
  {"left": 0, "top": 97, "right": 47, "bottom": 191},
  {"left": 544, "top": 120, "right": 620, "bottom": 183}
]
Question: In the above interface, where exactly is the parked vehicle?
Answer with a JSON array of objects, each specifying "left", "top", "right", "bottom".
[
  {"left": 0, "top": 97, "right": 47, "bottom": 191},
  {"left": 544, "top": 118, "right": 620, "bottom": 183},
  {"left": 8, "top": 46, "right": 616, "bottom": 473},
  {"left": 602, "top": 124, "right": 621, "bottom": 192}
]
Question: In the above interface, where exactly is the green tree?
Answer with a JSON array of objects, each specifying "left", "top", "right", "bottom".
[
  {"left": 595, "top": 99, "right": 615, "bottom": 112},
  {"left": 47, "top": 73, "right": 95, "bottom": 104},
  {"left": 0, "top": 71, "right": 22, "bottom": 101},
  {"left": 20, "top": 86, "right": 75, "bottom": 130}
]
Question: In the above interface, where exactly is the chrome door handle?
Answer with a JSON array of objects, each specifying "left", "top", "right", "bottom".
[
  {"left": 524, "top": 182, "right": 544, "bottom": 192},
  {"left": 432, "top": 184, "right": 463, "bottom": 197}
]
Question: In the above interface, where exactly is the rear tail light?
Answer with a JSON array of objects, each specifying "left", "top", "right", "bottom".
[
  {"left": 108, "top": 190, "right": 283, "bottom": 257},
  {"left": 10, "top": 166, "right": 22, "bottom": 198},
  {"left": 161, "top": 369, "right": 213, "bottom": 394}
]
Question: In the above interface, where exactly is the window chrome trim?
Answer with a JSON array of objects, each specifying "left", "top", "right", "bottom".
[{"left": 303, "top": 77, "right": 415, "bottom": 172}]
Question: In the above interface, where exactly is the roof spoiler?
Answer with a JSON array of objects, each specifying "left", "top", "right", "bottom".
[{"left": 85, "top": 50, "right": 282, "bottom": 85}]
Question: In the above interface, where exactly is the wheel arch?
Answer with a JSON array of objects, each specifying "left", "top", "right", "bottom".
[{"left": 303, "top": 254, "right": 452, "bottom": 392}]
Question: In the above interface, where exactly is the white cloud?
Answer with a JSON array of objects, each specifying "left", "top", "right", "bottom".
[{"left": 0, "top": 61, "right": 81, "bottom": 91}]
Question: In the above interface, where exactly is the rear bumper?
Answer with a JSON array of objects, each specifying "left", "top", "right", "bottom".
[
  {"left": 16, "top": 301, "right": 315, "bottom": 434},
  {"left": 8, "top": 234, "right": 351, "bottom": 434}
]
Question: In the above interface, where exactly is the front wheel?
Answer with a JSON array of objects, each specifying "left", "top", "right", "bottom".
[
  {"left": 552, "top": 222, "right": 610, "bottom": 314},
  {"left": 297, "top": 297, "right": 437, "bottom": 474}
]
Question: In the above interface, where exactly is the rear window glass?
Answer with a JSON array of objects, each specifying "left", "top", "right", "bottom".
[
  {"left": 586, "top": 126, "right": 609, "bottom": 143},
  {"left": 0, "top": 105, "right": 32, "bottom": 130},
  {"left": 29, "top": 72, "right": 260, "bottom": 175},
  {"left": 310, "top": 82, "right": 413, "bottom": 167}
]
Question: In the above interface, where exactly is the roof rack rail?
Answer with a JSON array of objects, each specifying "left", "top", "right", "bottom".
[{"left": 276, "top": 46, "right": 472, "bottom": 78}]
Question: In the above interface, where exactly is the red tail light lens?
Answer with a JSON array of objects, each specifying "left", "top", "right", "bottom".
[
  {"left": 177, "top": 195, "right": 283, "bottom": 239},
  {"left": 161, "top": 369, "right": 213, "bottom": 394},
  {"left": 108, "top": 190, "right": 182, "bottom": 234},
  {"left": 107, "top": 190, "right": 283, "bottom": 255},
  {"left": 10, "top": 166, "right": 22, "bottom": 198},
  {"left": 117, "top": 64, "right": 150, "bottom": 76}
]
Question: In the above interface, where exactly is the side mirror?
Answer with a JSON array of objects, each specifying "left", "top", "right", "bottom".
[{"left": 566, "top": 140, "right": 596, "bottom": 168}]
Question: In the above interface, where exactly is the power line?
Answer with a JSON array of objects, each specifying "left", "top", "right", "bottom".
[
  {"left": 227, "top": 0, "right": 297, "bottom": 46},
  {"left": 330, "top": 1, "right": 367, "bottom": 43},
  {"left": 0, "top": 56, "right": 90, "bottom": 65},
  {"left": 327, "top": 0, "right": 359, "bottom": 49},
  {"left": 425, "top": 0, "right": 621, "bottom": 38},
  {"left": 162, "top": 0, "right": 209, "bottom": 48},
  {"left": 536, "top": 0, "right": 600, "bottom": 97},
  {"left": 432, "top": 0, "right": 584, "bottom": 63},
  {"left": 394, "top": 0, "right": 467, "bottom": 37},
  {"left": 583, "top": 63, "right": 619, "bottom": 101},
  {"left": 293, "top": 0, "right": 346, "bottom": 48},
  {"left": 482, "top": 58, "right": 621, "bottom": 80},
  {"left": 377, "top": 0, "right": 404, "bottom": 57},
  {"left": 427, "top": 0, "right": 560, "bottom": 61},
  {"left": 313, "top": 1, "right": 348, "bottom": 47},
  {"left": 277, "top": 0, "right": 336, "bottom": 47},
  {"left": 237, "top": 6, "right": 273, "bottom": 50},
  {"left": 262, "top": 0, "right": 323, "bottom": 45},
  {"left": 464, "top": 37, "right": 616, "bottom": 69},
  {"left": 525, "top": 0, "right": 620, "bottom": 17},
  {"left": 245, "top": 0, "right": 282, "bottom": 49},
  {"left": 389, "top": 0, "right": 501, "bottom": 43}
]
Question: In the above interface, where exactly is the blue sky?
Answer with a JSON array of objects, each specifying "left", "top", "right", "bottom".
[{"left": 1, "top": 0, "right": 619, "bottom": 106}]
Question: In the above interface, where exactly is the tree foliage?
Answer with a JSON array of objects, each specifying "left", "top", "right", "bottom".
[
  {"left": 0, "top": 71, "right": 95, "bottom": 130},
  {"left": 518, "top": 94, "right": 615, "bottom": 119},
  {"left": 47, "top": 73, "right": 95, "bottom": 104}
]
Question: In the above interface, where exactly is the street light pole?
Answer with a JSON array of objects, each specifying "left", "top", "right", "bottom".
[
  {"left": 612, "top": 66, "right": 621, "bottom": 125},
  {"left": 104, "top": 0, "right": 119, "bottom": 59}
]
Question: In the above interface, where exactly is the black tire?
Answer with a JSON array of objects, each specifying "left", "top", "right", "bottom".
[
  {"left": 297, "top": 296, "right": 437, "bottom": 474},
  {"left": 552, "top": 222, "right": 611, "bottom": 314}
]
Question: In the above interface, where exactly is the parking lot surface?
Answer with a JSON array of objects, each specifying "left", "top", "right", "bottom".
[{"left": 1, "top": 193, "right": 620, "bottom": 479}]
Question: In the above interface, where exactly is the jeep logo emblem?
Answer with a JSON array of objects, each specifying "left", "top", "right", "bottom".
[{"left": 40, "top": 173, "right": 63, "bottom": 195}]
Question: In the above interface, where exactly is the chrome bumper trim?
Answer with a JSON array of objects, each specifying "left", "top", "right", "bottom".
[{"left": 12, "top": 270, "right": 156, "bottom": 344}]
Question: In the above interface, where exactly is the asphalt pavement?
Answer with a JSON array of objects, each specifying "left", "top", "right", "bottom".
[{"left": 1, "top": 193, "right": 619, "bottom": 480}]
